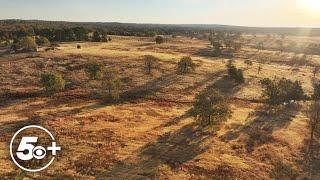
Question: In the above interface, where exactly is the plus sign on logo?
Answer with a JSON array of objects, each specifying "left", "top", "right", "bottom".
[{"left": 10, "top": 125, "right": 61, "bottom": 172}]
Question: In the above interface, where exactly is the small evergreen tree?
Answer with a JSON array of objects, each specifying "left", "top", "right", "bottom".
[{"left": 177, "top": 56, "right": 196, "bottom": 74}]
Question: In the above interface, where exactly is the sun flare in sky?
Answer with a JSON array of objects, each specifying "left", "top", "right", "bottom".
[{"left": 301, "top": 0, "right": 320, "bottom": 15}]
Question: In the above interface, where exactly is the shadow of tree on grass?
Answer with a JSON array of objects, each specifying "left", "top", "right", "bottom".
[
  {"left": 99, "top": 122, "right": 213, "bottom": 179},
  {"left": 221, "top": 103, "right": 301, "bottom": 153}
]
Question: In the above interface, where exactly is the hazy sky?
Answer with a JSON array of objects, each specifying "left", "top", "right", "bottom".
[{"left": 0, "top": 0, "right": 320, "bottom": 27}]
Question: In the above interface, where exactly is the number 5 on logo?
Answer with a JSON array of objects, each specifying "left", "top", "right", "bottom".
[{"left": 16, "top": 137, "right": 38, "bottom": 161}]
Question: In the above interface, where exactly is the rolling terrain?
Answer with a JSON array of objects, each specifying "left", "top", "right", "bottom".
[{"left": 0, "top": 35, "right": 319, "bottom": 179}]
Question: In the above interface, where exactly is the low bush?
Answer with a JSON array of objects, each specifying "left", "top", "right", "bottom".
[
  {"left": 177, "top": 56, "right": 196, "bottom": 74},
  {"left": 19, "top": 36, "right": 37, "bottom": 52},
  {"left": 40, "top": 72, "right": 65, "bottom": 93},
  {"left": 85, "top": 61, "right": 105, "bottom": 80}
]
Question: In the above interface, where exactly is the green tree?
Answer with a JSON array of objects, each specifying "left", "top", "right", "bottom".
[
  {"left": 72, "top": 27, "right": 88, "bottom": 41},
  {"left": 155, "top": 35, "right": 164, "bottom": 44},
  {"left": 260, "top": 78, "right": 305, "bottom": 105},
  {"left": 92, "top": 30, "right": 107, "bottom": 42},
  {"left": 191, "top": 89, "right": 232, "bottom": 126},
  {"left": 177, "top": 56, "right": 196, "bottom": 74},
  {"left": 85, "top": 61, "right": 105, "bottom": 80},
  {"left": 227, "top": 61, "right": 244, "bottom": 84},
  {"left": 40, "top": 72, "right": 65, "bottom": 93},
  {"left": 36, "top": 36, "right": 50, "bottom": 46}
]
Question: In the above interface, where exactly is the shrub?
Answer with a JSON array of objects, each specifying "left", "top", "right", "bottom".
[
  {"left": 35, "top": 36, "right": 50, "bottom": 46},
  {"left": 19, "top": 36, "right": 37, "bottom": 52},
  {"left": 177, "top": 56, "right": 196, "bottom": 74},
  {"left": 260, "top": 78, "right": 305, "bottom": 105},
  {"left": 227, "top": 61, "right": 244, "bottom": 83},
  {"left": 85, "top": 61, "right": 105, "bottom": 80},
  {"left": 77, "top": 44, "right": 81, "bottom": 49},
  {"left": 144, "top": 55, "right": 158, "bottom": 74},
  {"left": 155, "top": 36, "right": 164, "bottom": 44},
  {"left": 190, "top": 89, "right": 232, "bottom": 127},
  {"left": 40, "top": 73, "right": 65, "bottom": 92},
  {"left": 103, "top": 69, "right": 121, "bottom": 101}
]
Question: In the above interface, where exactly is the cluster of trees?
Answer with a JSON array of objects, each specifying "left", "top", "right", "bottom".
[
  {"left": 0, "top": 26, "right": 112, "bottom": 44},
  {"left": 40, "top": 61, "right": 121, "bottom": 101},
  {"left": 260, "top": 78, "right": 305, "bottom": 105},
  {"left": 209, "top": 31, "right": 242, "bottom": 56}
]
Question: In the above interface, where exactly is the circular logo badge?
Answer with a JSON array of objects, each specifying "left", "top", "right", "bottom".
[{"left": 10, "top": 125, "right": 61, "bottom": 172}]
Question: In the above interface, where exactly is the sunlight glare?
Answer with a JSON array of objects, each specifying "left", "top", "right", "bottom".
[{"left": 302, "top": 0, "right": 320, "bottom": 14}]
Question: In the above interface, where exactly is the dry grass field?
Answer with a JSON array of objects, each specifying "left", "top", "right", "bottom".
[{"left": 0, "top": 35, "right": 319, "bottom": 179}]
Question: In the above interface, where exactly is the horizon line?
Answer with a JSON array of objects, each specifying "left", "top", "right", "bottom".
[{"left": 1, "top": 19, "right": 320, "bottom": 29}]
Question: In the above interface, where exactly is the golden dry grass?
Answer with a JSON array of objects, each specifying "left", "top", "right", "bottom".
[{"left": 0, "top": 35, "right": 319, "bottom": 179}]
